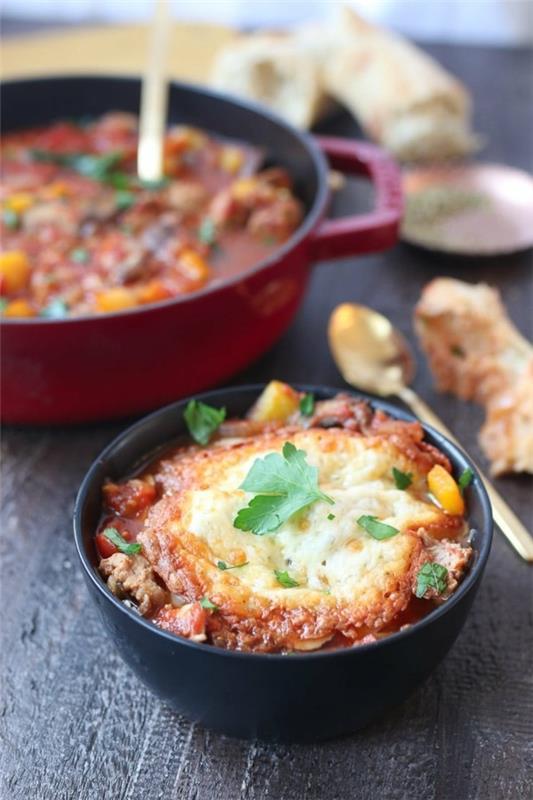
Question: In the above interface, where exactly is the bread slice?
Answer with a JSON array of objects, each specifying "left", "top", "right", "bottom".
[{"left": 210, "top": 33, "right": 328, "bottom": 129}]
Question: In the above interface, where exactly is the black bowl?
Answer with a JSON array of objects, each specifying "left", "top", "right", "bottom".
[{"left": 73, "top": 385, "right": 493, "bottom": 742}]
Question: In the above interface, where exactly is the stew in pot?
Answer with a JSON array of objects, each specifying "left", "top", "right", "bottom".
[{"left": 0, "top": 114, "right": 303, "bottom": 318}]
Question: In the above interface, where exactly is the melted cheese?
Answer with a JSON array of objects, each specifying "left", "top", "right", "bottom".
[{"left": 141, "top": 427, "right": 464, "bottom": 651}]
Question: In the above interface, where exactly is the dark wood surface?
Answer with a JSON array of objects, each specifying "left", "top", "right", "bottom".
[{"left": 1, "top": 38, "right": 532, "bottom": 800}]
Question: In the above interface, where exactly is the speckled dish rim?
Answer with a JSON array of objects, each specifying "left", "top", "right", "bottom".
[{"left": 73, "top": 383, "right": 493, "bottom": 661}]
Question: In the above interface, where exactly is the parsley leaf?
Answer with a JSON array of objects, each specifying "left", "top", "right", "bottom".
[
  {"left": 184, "top": 400, "right": 226, "bottom": 445},
  {"left": 70, "top": 247, "right": 89, "bottom": 263},
  {"left": 3, "top": 208, "right": 19, "bottom": 229},
  {"left": 299, "top": 393, "right": 315, "bottom": 416},
  {"left": 357, "top": 515, "right": 399, "bottom": 540},
  {"left": 115, "top": 190, "right": 135, "bottom": 211},
  {"left": 103, "top": 527, "right": 142, "bottom": 555},
  {"left": 217, "top": 560, "right": 249, "bottom": 571},
  {"left": 0, "top": 298, "right": 8, "bottom": 312},
  {"left": 274, "top": 570, "right": 299, "bottom": 588},
  {"left": 458, "top": 468, "right": 474, "bottom": 494},
  {"left": 234, "top": 442, "right": 334, "bottom": 535},
  {"left": 415, "top": 562, "right": 448, "bottom": 598},
  {"left": 40, "top": 298, "right": 69, "bottom": 319},
  {"left": 200, "top": 596, "right": 219, "bottom": 610},
  {"left": 198, "top": 217, "right": 217, "bottom": 246},
  {"left": 30, "top": 150, "right": 123, "bottom": 182},
  {"left": 392, "top": 467, "right": 413, "bottom": 490},
  {"left": 327, "top": 513, "right": 335, "bottom": 520}
]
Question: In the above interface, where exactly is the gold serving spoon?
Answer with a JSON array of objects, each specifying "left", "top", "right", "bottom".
[
  {"left": 137, "top": 0, "right": 171, "bottom": 182},
  {"left": 328, "top": 303, "right": 533, "bottom": 562}
]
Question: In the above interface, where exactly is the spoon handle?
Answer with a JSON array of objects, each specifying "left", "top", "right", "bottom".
[
  {"left": 399, "top": 385, "right": 533, "bottom": 562},
  {"left": 137, "top": 0, "right": 170, "bottom": 182}
]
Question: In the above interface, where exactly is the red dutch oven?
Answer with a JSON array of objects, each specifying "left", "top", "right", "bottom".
[{"left": 1, "top": 77, "right": 403, "bottom": 424}]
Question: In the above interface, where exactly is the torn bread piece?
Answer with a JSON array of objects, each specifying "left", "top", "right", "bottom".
[
  {"left": 316, "top": 8, "right": 478, "bottom": 161},
  {"left": 415, "top": 278, "right": 533, "bottom": 475},
  {"left": 210, "top": 33, "right": 330, "bottom": 129}
]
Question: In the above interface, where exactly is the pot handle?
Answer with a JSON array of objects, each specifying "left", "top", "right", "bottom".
[{"left": 309, "top": 136, "right": 403, "bottom": 262}]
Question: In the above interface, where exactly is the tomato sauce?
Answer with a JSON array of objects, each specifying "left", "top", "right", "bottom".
[{"left": 0, "top": 113, "right": 303, "bottom": 318}]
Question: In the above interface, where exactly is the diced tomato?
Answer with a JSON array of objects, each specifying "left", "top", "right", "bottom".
[
  {"left": 95, "top": 532, "right": 117, "bottom": 559},
  {"left": 154, "top": 602, "right": 208, "bottom": 640},
  {"left": 32, "top": 122, "right": 90, "bottom": 154},
  {"left": 102, "top": 478, "right": 157, "bottom": 517}
]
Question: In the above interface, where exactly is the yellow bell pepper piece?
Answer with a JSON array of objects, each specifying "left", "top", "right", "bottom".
[
  {"left": 6, "top": 193, "right": 33, "bottom": 214},
  {"left": 95, "top": 287, "right": 138, "bottom": 313},
  {"left": 2, "top": 299, "right": 35, "bottom": 317},
  {"left": 428, "top": 464, "right": 465, "bottom": 515},
  {"left": 0, "top": 251, "right": 31, "bottom": 293},
  {"left": 248, "top": 380, "right": 301, "bottom": 423}
]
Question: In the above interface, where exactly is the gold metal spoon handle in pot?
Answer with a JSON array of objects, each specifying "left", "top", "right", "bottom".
[{"left": 398, "top": 386, "right": 533, "bottom": 561}]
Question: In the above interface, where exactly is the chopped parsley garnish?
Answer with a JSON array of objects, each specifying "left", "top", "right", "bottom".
[
  {"left": 415, "top": 562, "right": 448, "bottom": 598},
  {"left": 102, "top": 527, "right": 142, "bottom": 555},
  {"left": 198, "top": 217, "right": 217, "bottom": 246},
  {"left": 108, "top": 172, "right": 131, "bottom": 190},
  {"left": 274, "top": 570, "right": 299, "bottom": 588},
  {"left": 200, "top": 597, "right": 219, "bottom": 611},
  {"left": 70, "top": 247, "right": 89, "bottom": 263},
  {"left": 327, "top": 513, "right": 335, "bottom": 520},
  {"left": 184, "top": 399, "right": 226, "bottom": 445},
  {"left": 234, "top": 442, "right": 334, "bottom": 535},
  {"left": 40, "top": 298, "right": 69, "bottom": 319},
  {"left": 30, "top": 149, "right": 123, "bottom": 183},
  {"left": 458, "top": 467, "right": 474, "bottom": 494},
  {"left": 357, "top": 515, "right": 399, "bottom": 540},
  {"left": 0, "top": 298, "right": 8, "bottom": 312},
  {"left": 392, "top": 467, "right": 413, "bottom": 490},
  {"left": 115, "top": 190, "right": 135, "bottom": 211},
  {"left": 299, "top": 393, "right": 315, "bottom": 417},
  {"left": 217, "top": 560, "right": 249, "bottom": 571},
  {"left": 3, "top": 208, "right": 19, "bottom": 229}
]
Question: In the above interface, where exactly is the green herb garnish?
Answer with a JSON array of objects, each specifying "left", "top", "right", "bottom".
[
  {"left": 458, "top": 468, "right": 474, "bottom": 494},
  {"left": 415, "top": 562, "right": 448, "bottom": 598},
  {"left": 108, "top": 172, "right": 131, "bottom": 190},
  {"left": 70, "top": 247, "right": 89, "bottom": 263},
  {"left": 327, "top": 513, "right": 335, "bottom": 521},
  {"left": 184, "top": 399, "right": 226, "bottom": 445},
  {"left": 198, "top": 217, "right": 217, "bottom": 246},
  {"left": 274, "top": 570, "right": 299, "bottom": 588},
  {"left": 40, "top": 298, "right": 69, "bottom": 319},
  {"left": 115, "top": 190, "right": 135, "bottom": 211},
  {"left": 217, "top": 560, "right": 249, "bottom": 571},
  {"left": 234, "top": 442, "right": 334, "bottom": 535},
  {"left": 2, "top": 208, "right": 19, "bottom": 229},
  {"left": 200, "top": 597, "right": 219, "bottom": 611},
  {"left": 299, "top": 393, "right": 315, "bottom": 417},
  {"left": 30, "top": 150, "right": 123, "bottom": 182},
  {"left": 0, "top": 298, "right": 9, "bottom": 313},
  {"left": 102, "top": 527, "right": 142, "bottom": 555},
  {"left": 392, "top": 467, "right": 413, "bottom": 490},
  {"left": 357, "top": 515, "right": 399, "bottom": 540}
]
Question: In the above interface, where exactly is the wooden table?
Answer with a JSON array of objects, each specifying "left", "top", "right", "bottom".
[{"left": 1, "top": 31, "right": 532, "bottom": 800}]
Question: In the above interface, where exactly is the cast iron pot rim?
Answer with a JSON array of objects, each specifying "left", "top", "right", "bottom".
[
  {"left": 0, "top": 75, "right": 330, "bottom": 327},
  {"left": 73, "top": 382, "right": 493, "bottom": 662}
]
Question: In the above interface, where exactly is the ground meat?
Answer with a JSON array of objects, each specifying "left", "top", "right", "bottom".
[
  {"left": 153, "top": 602, "right": 208, "bottom": 642},
  {"left": 99, "top": 552, "right": 168, "bottom": 615},
  {"left": 414, "top": 538, "right": 472, "bottom": 601}
]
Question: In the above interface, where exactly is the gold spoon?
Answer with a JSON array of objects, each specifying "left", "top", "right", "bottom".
[
  {"left": 328, "top": 303, "right": 533, "bottom": 562},
  {"left": 137, "top": 0, "right": 171, "bottom": 182}
]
